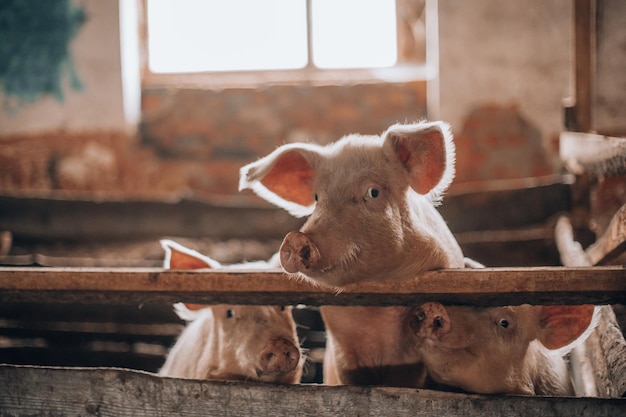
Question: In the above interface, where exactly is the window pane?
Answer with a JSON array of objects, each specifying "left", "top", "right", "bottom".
[
  {"left": 311, "top": 0, "right": 397, "bottom": 69},
  {"left": 147, "top": 0, "right": 308, "bottom": 73}
]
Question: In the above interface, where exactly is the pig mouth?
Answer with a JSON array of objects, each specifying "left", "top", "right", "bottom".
[
  {"left": 301, "top": 244, "right": 361, "bottom": 279},
  {"left": 280, "top": 231, "right": 363, "bottom": 288}
]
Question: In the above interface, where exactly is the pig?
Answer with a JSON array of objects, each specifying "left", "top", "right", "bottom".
[
  {"left": 239, "top": 121, "right": 465, "bottom": 386},
  {"left": 319, "top": 306, "right": 431, "bottom": 387},
  {"left": 239, "top": 121, "right": 464, "bottom": 288},
  {"left": 410, "top": 302, "right": 599, "bottom": 395},
  {"left": 158, "top": 239, "right": 303, "bottom": 384}
]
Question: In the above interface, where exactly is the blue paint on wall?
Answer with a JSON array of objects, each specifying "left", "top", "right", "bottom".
[{"left": 0, "top": 0, "right": 86, "bottom": 112}]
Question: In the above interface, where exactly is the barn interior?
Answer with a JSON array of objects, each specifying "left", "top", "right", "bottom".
[{"left": 0, "top": 0, "right": 625, "bottom": 395}]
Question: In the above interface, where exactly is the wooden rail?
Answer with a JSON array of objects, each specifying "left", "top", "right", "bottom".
[
  {"left": 0, "top": 365, "right": 623, "bottom": 417},
  {"left": 1, "top": 266, "right": 624, "bottom": 306}
]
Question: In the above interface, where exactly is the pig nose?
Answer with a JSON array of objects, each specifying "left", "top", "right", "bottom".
[
  {"left": 279, "top": 231, "right": 321, "bottom": 273},
  {"left": 259, "top": 338, "right": 300, "bottom": 374}
]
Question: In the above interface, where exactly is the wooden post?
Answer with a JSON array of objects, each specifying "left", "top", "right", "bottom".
[{"left": 572, "top": 0, "right": 595, "bottom": 132}]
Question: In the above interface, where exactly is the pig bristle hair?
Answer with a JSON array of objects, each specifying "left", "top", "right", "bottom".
[
  {"left": 159, "top": 239, "right": 222, "bottom": 269},
  {"left": 332, "top": 286, "right": 344, "bottom": 296},
  {"left": 286, "top": 271, "right": 324, "bottom": 288},
  {"left": 551, "top": 305, "right": 602, "bottom": 357},
  {"left": 428, "top": 121, "right": 455, "bottom": 205},
  {"left": 384, "top": 121, "right": 456, "bottom": 206}
]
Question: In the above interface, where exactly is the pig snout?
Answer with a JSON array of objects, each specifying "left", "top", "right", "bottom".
[
  {"left": 411, "top": 302, "right": 450, "bottom": 340},
  {"left": 280, "top": 231, "right": 321, "bottom": 273},
  {"left": 258, "top": 338, "right": 300, "bottom": 375}
]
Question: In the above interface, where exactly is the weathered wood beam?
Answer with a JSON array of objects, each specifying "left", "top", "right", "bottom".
[
  {"left": 554, "top": 214, "right": 626, "bottom": 397},
  {"left": 0, "top": 266, "right": 624, "bottom": 306},
  {"left": 0, "top": 176, "right": 572, "bottom": 242},
  {"left": 572, "top": 0, "right": 595, "bottom": 132},
  {"left": 584, "top": 305, "right": 626, "bottom": 398},
  {"left": 586, "top": 203, "right": 626, "bottom": 265},
  {"left": 555, "top": 216, "right": 593, "bottom": 267},
  {"left": 560, "top": 131, "right": 626, "bottom": 177},
  {"left": 0, "top": 365, "right": 623, "bottom": 417}
]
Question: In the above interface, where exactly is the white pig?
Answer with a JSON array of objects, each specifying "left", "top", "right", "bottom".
[
  {"left": 240, "top": 121, "right": 464, "bottom": 386},
  {"left": 158, "top": 240, "right": 303, "bottom": 384},
  {"left": 410, "top": 302, "right": 599, "bottom": 395}
]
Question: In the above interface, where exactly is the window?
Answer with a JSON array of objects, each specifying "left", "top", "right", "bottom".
[
  {"left": 147, "top": 0, "right": 309, "bottom": 73},
  {"left": 310, "top": 0, "right": 397, "bottom": 69},
  {"left": 141, "top": 0, "right": 430, "bottom": 86}
]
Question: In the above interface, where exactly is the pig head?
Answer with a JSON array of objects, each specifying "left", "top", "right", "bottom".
[
  {"left": 158, "top": 240, "right": 303, "bottom": 384},
  {"left": 410, "top": 302, "right": 599, "bottom": 395},
  {"left": 240, "top": 121, "right": 465, "bottom": 288}
]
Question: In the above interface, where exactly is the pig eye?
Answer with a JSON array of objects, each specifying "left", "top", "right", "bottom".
[
  {"left": 415, "top": 310, "right": 426, "bottom": 322},
  {"left": 226, "top": 309, "right": 234, "bottom": 319},
  {"left": 367, "top": 188, "right": 379, "bottom": 198},
  {"left": 498, "top": 319, "right": 509, "bottom": 329}
]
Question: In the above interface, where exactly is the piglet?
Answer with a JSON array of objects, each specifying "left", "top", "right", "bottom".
[
  {"left": 240, "top": 122, "right": 465, "bottom": 386},
  {"left": 410, "top": 302, "right": 599, "bottom": 395},
  {"left": 158, "top": 240, "right": 303, "bottom": 384}
]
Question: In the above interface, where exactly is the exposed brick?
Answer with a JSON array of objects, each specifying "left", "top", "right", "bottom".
[{"left": 454, "top": 105, "right": 554, "bottom": 184}]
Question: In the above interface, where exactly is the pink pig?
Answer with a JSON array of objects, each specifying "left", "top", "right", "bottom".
[
  {"left": 240, "top": 121, "right": 464, "bottom": 288},
  {"left": 158, "top": 240, "right": 303, "bottom": 384},
  {"left": 240, "top": 122, "right": 465, "bottom": 386},
  {"left": 410, "top": 302, "right": 599, "bottom": 395}
]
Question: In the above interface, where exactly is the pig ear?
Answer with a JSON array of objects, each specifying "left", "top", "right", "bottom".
[
  {"left": 160, "top": 239, "right": 221, "bottom": 269},
  {"left": 535, "top": 305, "right": 599, "bottom": 354},
  {"left": 382, "top": 121, "right": 455, "bottom": 204},
  {"left": 160, "top": 240, "right": 221, "bottom": 311},
  {"left": 239, "top": 143, "right": 321, "bottom": 217}
]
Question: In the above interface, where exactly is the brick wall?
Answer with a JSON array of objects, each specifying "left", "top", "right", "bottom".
[{"left": 0, "top": 81, "right": 428, "bottom": 199}]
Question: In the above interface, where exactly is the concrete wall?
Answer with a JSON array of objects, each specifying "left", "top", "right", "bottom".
[
  {"left": 437, "top": 0, "right": 572, "bottom": 183},
  {"left": 0, "top": 0, "right": 139, "bottom": 135}
]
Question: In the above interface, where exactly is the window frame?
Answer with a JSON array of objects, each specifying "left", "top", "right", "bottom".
[{"left": 137, "top": 0, "right": 435, "bottom": 88}]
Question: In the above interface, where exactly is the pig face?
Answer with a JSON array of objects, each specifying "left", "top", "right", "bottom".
[
  {"left": 158, "top": 240, "right": 303, "bottom": 383},
  {"left": 410, "top": 302, "right": 598, "bottom": 395},
  {"left": 174, "top": 304, "right": 302, "bottom": 383},
  {"left": 240, "top": 122, "right": 464, "bottom": 288}
]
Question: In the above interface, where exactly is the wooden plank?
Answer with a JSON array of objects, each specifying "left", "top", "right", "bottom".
[
  {"left": 0, "top": 350, "right": 166, "bottom": 374},
  {"left": 586, "top": 203, "right": 626, "bottom": 265},
  {"left": 442, "top": 177, "right": 572, "bottom": 233},
  {"left": 585, "top": 305, "right": 626, "bottom": 397},
  {"left": 560, "top": 131, "right": 626, "bottom": 176},
  {"left": 0, "top": 365, "right": 623, "bottom": 417},
  {"left": 554, "top": 214, "right": 626, "bottom": 397},
  {"left": 555, "top": 216, "right": 593, "bottom": 267},
  {"left": 0, "top": 266, "right": 624, "bottom": 306},
  {"left": 0, "top": 302, "right": 179, "bottom": 323},
  {"left": 0, "top": 194, "right": 303, "bottom": 240},
  {"left": 0, "top": 177, "right": 573, "bottom": 242},
  {"left": 572, "top": 0, "right": 594, "bottom": 133}
]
